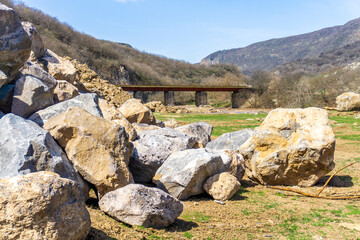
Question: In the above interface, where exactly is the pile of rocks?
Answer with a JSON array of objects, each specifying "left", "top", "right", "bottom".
[{"left": 0, "top": 3, "right": 337, "bottom": 239}]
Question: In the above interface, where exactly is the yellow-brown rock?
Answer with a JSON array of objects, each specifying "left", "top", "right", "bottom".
[
  {"left": 98, "top": 98, "right": 137, "bottom": 141},
  {"left": 239, "top": 108, "right": 335, "bottom": 187},
  {"left": 53, "top": 80, "right": 79, "bottom": 103},
  {"left": 43, "top": 49, "right": 78, "bottom": 83},
  {"left": 0, "top": 172, "right": 91, "bottom": 240},
  {"left": 203, "top": 172, "right": 241, "bottom": 201},
  {"left": 43, "top": 107, "right": 133, "bottom": 198},
  {"left": 119, "top": 98, "right": 156, "bottom": 125}
]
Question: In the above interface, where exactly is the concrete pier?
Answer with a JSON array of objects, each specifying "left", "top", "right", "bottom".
[
  {"left": 164, "top": 91, "right": 175, "bottom": 106},
  {"left": 232, "top": 89, "right": 253, "bottom": 108},
  {"left": 195, "top": 91, "right": 207, "bottom": 107}
]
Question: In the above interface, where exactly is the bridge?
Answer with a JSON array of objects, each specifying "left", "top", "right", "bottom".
[{"left": 118, "top": 85, "right": 254, "bottom": 108}]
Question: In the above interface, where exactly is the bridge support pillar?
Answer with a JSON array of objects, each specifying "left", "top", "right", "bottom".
[
  {"left": 164, "top": 91, "right": 175, "bottom": 106},
  {"left": 232, "top": 89, "right": 253, "bottom": 108},
  {"left": 133, "top": 91, "right": 148, "bottom": 103},
  {"left": 195, "top": 91, "right": 207, "bottom": 107}
]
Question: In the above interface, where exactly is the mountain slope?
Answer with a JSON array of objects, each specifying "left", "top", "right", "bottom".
[
  {"left": 1, "top": 0, "right": 246, "bottom": 87},
  {"left": 202, "top": 18, "right": 360, "bottom": 75}
]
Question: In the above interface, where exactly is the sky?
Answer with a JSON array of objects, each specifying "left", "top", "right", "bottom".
[{"left": 18, "top": 0, "right": 360, "bottom": 63}]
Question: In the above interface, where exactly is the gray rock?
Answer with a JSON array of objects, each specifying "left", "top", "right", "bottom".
[
  {"left": 12, "top": 61, "right": 57, "bottom": 118},
  {"left": 0, "top": 114, "right": 88, "bottom": 198},
  {"left": 0, "top": 84, "right": 14, "bottom": 113},
  {"left": 0, "top": 172, "right": 91, "bottom": 240},
  {"left": 153, "top": 148, "right": 233, "bottom": 200},
  {"left": 206, "top": 129, "right": 253, "bottom": 150},
  {"left": 99, "top": 184, "right": 183, "bottom": 228},
  {"left": 28, "top": 93, "right": 103, "bottom": 126},
  {"left": 0, "top": 4, "right": 31, "bottom": 85},
  {"left": 21, "top": 21, "right": 45, "bottom": 59},
  {"left": 129, "top": 128, "right": 195, "bottom": 183},
  {"left": 176, "top": 122, "right": 213, "bottom": 148}
]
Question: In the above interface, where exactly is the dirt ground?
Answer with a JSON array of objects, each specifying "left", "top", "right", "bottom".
[{"left": 86, "top": 110, "right": 360, "bottom": 240}]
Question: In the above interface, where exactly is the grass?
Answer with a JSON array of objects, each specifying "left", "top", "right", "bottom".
[{"left": 181, "top": 211, "right": 212, "bottom": 223}]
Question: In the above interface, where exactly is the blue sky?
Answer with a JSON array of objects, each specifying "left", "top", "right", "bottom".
[{"left": 19, "top": 0, "right": 360, "bottom": 63}]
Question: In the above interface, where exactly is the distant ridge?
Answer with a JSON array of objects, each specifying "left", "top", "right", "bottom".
[{"left": 201, "top": 18, "right": 360, "bottom": 75}]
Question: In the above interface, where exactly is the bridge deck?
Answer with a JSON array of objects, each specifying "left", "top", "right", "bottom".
[{"left": 118, "top": 85, "right": 251, "bottom": 92}]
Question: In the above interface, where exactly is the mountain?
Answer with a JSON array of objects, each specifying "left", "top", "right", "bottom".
[
  {"left": 1, "top": 0, "right": 246, "bottom": 87},
  {"left": 201, "top": 18, "right": 360, "bottom": 75}
]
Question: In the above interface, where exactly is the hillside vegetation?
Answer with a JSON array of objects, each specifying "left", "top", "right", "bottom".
[{"left": 1, "top": 0, "right": 246, "bottom": 87}]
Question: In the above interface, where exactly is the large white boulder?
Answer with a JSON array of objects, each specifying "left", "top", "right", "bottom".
[
  {"left": 336, "top": 92, "right": 360, "bottom": 111},
  {"left": 239, "top": 108, "right": 335, "bottom": 187}
]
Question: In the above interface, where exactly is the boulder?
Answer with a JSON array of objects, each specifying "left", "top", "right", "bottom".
[
  {"left": 98, "top": 98, "right": 137, "bottom": 141},
  {"left": 0, "top": 84, "right": 14, "bottom": 113},
  {"left": 145, "top": 101, "right": 167, "bottom": 113},
  {"left": 119, "top": 98, "right": 156, "bottom": 124},
  {"left": 0, "top": 172, "right": 91, "bottom": 240},
  {"left": 99, "top": 184, "right": 183, "bottom": 228},
  {"left": 0, "top": 3, "right": 31, "bottom": 86},
  {"left": 130, "top": 128, "right": 195, "bottom": 183},
  {"left": 0, "top": 114, "right": 88, "bottom": 198},
  {"left": 12, "top": 61, "right": 57, "bottom": 118},
  {"left": 153, "top": 148, "right": 234, "bottom": 200},
  {"left": 164, "top": 118, "right": 179, "bottom": 128},
  {"left": 176, "top": 122, "right": 213, "bottom": 148},
  {"left": 206, "top": 129, "right": 253, "bottom": 150},
  {"left": 21, "top": 21, "right": 45, "bottom": 59},
  {"left": 336, "top": 92, "right": 360, "bottom": 111},
  {"left": 43, "top": 49, "right": 77, "bottom": 83},
  {"left": 43, "top": 107, "right": 133, "bottom": 198},
  {"left": 53, "top": 80, "right": 79, "bottom": 103},
  {"left": 203, "top": 172, "right": 241, "bottom": 201},
  {"left": 132, "top": 122, "right": 160, "bottom": 133},
  {"left": 239, "top": 108, "right": 335, "bottom": 187},
  {"left": 29, "top": 93, "right": 103, "bottom": 127}
]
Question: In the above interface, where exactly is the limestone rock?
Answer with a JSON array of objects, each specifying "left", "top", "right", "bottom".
[
  {"left": 145, "top": 101, "right": 167, "bottom": 113},
  {"left": 239, "top": 108, "right": 335, "bottom": 187},
  {"left": 43, "top": 49, "right": 77, "bottom": 83},
  {"left": 0, "top": 172, "right": 91, "bottom": 240},
  {"left": 53, "top": 80, "right": 79, "bottom": 103},
  {"left": 164, "top": 118, "right": 179, "bottom": 128},
  {"left": 130, "top": 128, "right": 194, "bottom": 183},
  {"left": 21, "top": 21, "right": 45, "bottom": 59},
  {"left": 203, "top": 172, "right": 241, "bottom": 201},
  {"left": 132, "top": 122, "right": 160, "bottom": 133},
  {"left": 0, "top": 114, "right": 88, "bottom": 197},
  {"left": 153, "top": 148, "right": 233, "bottom": 200},
  {"left": 43, "top": 107, "right": 133, "bottom": 198},
  {"left": 12, "top": 61, "right": 57, "bottom": 118},
  {"left": 176, "top": 122, "right": 213, "bottom": 148},
  {"left": 0, "top": 3, "right": 31, "bottom": 85},
  {"left": 29, "top": 93, "right": 103, "bottom": 127},
  {"left": 336, "top": 92, "right": 360, "bottom": 111},
  {"left": 206, "top": 129, "right": 253, "bottom": 150},
  {"left": 98, "top": 98, "right": 137, "bottom": 141},
  {"left": 99, "top": 184, "right": 183, "bottom": 228},
  {"left": 0, "top": 84, "right": 14, "bottom": 113},
  {"left": 119, "top": 98, "right": 156, "bottom": 124}
]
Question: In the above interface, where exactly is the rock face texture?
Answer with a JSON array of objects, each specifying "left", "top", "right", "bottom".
[
  {"left": 176, "top": 122, "right": 213, "bottom": 148},
  {"left": 12, "top": 61, "right": 57, "bottom": 118},
  {"left": 132, "top": 122, "right": 160, "bottom": 133},
  {"left": 43, "top": 49, "right": 77, "bottom": 83},
  {"left": 99, "top": 184, "right": 183, "bottom": 228},
  {"left": 336, "top": 92, "right": 360, "bottom": 111},
  {"left": 130, "top": 128, "right": 194, "bottom": 183},
  {"left": 0, "top": 3, "right": 31, "bottom": 86},
  {"left": 153, "top": 148, "right": 233, "bottom": 200},
  {"left": 206, "top": 129, "right": 253, "bottom": 150},
  {"left": 203, "top": 172, "right": 241, "bottom": 201},
  {"left": 43, "top": 107, "right": 133, "bottom": 197},
  {"left": 98, "top": 98, "right": 137, "bottom": 141},
  {"left": 0, "top": 172, "right": 91, "bottom": 240},
  {"left": 239, "top": 108, "right": 335, "bottom": 187},
  {"left": 53, "top": 80, "right": 79, "bottom": 103},
  {"left": 119, "top": 98, "right": 156, "bottom": 125},
  {"left": 0, "top": 114, "right": 83, "bottom": 186},
  {"left": 29, "top": 93, "right": 103, "bottom": 127},
  {"left": 21, "top": 21, "right": 45, "bottom": 59}
]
